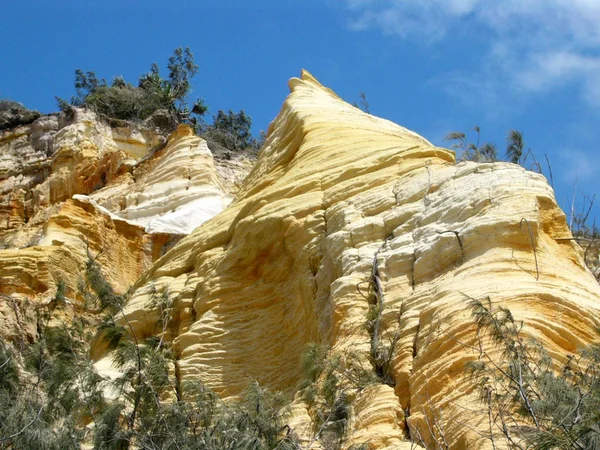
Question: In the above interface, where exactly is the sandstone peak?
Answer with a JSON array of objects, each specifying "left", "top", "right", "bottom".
[
  {"left": 2, "top": 72, "right": 599, "bottom": 449},
  {"left": 112, "top": 72, "right": 600, "bottom": 448}
]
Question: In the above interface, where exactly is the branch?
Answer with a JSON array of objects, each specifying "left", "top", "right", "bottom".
[
  {"left": 520, "top": 218, "right": 539, "bottom": 280},
  {"left": 544, "top": 154, "right": 554, "bottom": 187},
  {"left": 0, "top": 405, "right": 43, "bottom": 442},
  {"left": 436, "top": 231, "right": 464, "bottom": 262}
]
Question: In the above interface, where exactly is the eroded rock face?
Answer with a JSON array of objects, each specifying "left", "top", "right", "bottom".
[
  {"left": 0, "top": 111, "right": 240, "bottom": 345},
  {"left": 0, "top": 108, "right": 163, "bottom": 247},
  {"left": 115, "top": 71, "right": 600, "bottom": 449},
  {"left": 2, "top": 72, "right": 598, "bottom": 448},
  {"left": 90, "top": 125, "right": 234, "bottom": 235}
]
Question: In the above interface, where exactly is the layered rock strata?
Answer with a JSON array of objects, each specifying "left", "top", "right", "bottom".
[
  {"left": 115, "top": 71, "right": 600, "bottom": 449},
  {"left": 89, "top": 125, "right": 234, "bottom": 235},
  {"left": 0, "top": 109, "right": 163, "bottom": 247},
  {"left": 0, "top": 112, "right": 240, "bottom": 343}
]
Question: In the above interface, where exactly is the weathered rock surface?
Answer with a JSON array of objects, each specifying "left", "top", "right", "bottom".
[
  {"left": 2, "top": 71, "right": 599, "bottom": 449},
  {"left": 0, "top": 108, "right": 163, "bottom": 246},
  {"left": 89, "top": 125, "right": 234, "bottom": 235},
  {"left": 112, "top": 71, "right": 600, "bottom": 449},
  {"left": 0, "top": 110, "right": 245, "bottom": 346}
]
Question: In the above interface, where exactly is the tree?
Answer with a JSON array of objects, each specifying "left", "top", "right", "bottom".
[
  {"left": 506, "top": 129, "right": 524, "bottom": 164},
  {"left": 0, "top": 283, "right": 104, "bottom": 449},
  {"left": 166, "top": 47, "right": 197, "bottom": 112},
  {"left": 444, "top": 126, "right": 498, "bottom": 163},
  {"left": 57, "top": 47, "right": 208, "bottom": 129},
  {"left": 467, "top": 296, "right": 600, "bottom": 449},
  {"left": 479, "top": 142, "right": 498, "bottom": 162},
  {"left": 72, "top": 69, "right": 106, "bottom": 106},
  {"left": 299, "top": 343, "right": 352, "bottom": 449},
  {"left": 203, "top": 109, "right": 258, "bottom": 152}
]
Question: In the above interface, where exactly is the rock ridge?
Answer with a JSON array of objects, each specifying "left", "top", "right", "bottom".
[
  {"left": 2, "top": 71, "right": 599, "bottom": 449},
  {"left": 113, "top": 70, "right": 600, "bottom": 448}
]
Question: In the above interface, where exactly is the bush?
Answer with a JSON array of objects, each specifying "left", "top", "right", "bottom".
[
  {"left": 84, "top": 83, "right": 152, "bottom": 122},
  {"left": 466, "top": 295, "right": 600, "bottom": 449},
  {"left": 203, "top": 109, "right": 260, "bottom": 152},
  {"left": 57, "top": 47, "right": 208, "bottom": 130},
  {"left": 444, "top": 127, "right": 498, "bottom": 163},
  {"left": 298, "top": 343, "right": 378, "bottom": 449}
]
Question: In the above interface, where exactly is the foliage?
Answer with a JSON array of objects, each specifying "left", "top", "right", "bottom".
[
  {"left": 202, "top": 109, "right": 260, "bottom": 152},
  {"left": 299, "top": 343, "right": 377, "bottom": 449},
  {"left": 506, "top": 129, "right": 524, "bottom": 165},
  {"left": 300, "top": 346, "right": 350, "bottom": 449},
  {"left": 444, "top": 126, "right": 498, "bottom": 163},
  {"left": 467, "top": 295, "right": 600, "bottom": 449},
  {"left": 55, "top": 47, "right": 267, "bottom": 150},
  {"left": 57, "top": 47, "right": 208, "bottom": 129},
  {"left": 0, "top": 264, "right": 299, "bottom": 449},
  {"left": 563, "top": 192, "right": 600, "bottom": 281},
  {"left": 366, "top": 303, "right": 402, "bottom": 387},
  {"left": 444, "top": 126, "right": 546, "bottom": 171},
  {"left": 0, "top": 283, "right": 102, "bottom": 449},
  {"left": 86, "top": 257, "right": 125, "bottom": 312},
  {"left": 351, "top": 92, "right": 370, "bottom": 114},
  {"left": 362, "top": 244, "right": 403, "bottom": 387}
]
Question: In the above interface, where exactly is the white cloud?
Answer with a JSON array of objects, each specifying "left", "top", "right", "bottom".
[
  {"left": 515, "top": 51, "right": 600, "bottom": 93},
  {"left": 346, "top": 0, "right": 483, "bottom": 40},
  {"left": 340, "top": 0, "right": 600, "bottom": 107}
]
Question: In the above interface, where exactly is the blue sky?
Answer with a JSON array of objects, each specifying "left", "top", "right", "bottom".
[{"left": 2, "top": 0, "right": 599, "bottom": 224}]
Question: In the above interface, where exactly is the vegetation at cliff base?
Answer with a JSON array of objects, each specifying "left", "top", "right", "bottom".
[
  {"left": 466, "top": 297, "right": 600, "bottom": 449},
  {"left": 0, "top": 262, "right": 299, "bottom": 450}
]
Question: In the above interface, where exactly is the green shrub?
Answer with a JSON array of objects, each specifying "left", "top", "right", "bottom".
[
  {"left": 444, "top": 127, "right": 498, "bottom": 163},
  {"left": 203, "top": 109, "right": 260, "bottom": 152},
  {"left": 57, "top": 47, "right": 208, "bottom": 130},
  {"left": 299, "top": 343, "right": 376, "bottom": 449},
  {"left": 467, "top": 295, "right": 600, "bottom": 449}
]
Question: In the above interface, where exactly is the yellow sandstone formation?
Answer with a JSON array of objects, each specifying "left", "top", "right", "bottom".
[
  {"left": 114, "top": 71, "right": 600, "bottom": 449},
  {"left": 89, "top": 125, "right": 233, "bottom": 235},
  {"left": 2, "top": 70, "right": 599, "bottom": 449},
  {"left": 0, "top": 109, "right": 162, "bottom": 248},
  {"left": 0, "top": 111, "right": 239, "bottom": 343}
]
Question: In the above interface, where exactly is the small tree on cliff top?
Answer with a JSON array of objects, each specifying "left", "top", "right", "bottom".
[
  {"left": 203, "top": 109, "right": 258, "bottom": 152},
  {"left": 58, "top": 47, "right": 208, "bottom": 129},
  {"left": 444, "top": 126, "right": 498, "bottom": 163}
]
